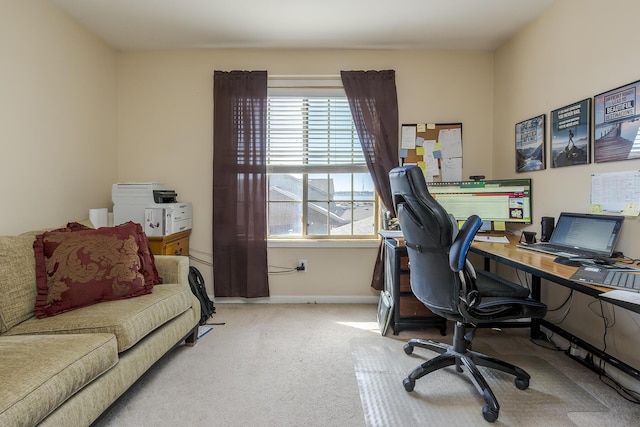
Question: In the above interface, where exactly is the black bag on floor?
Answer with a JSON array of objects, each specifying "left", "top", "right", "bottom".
[{"left": 188, "top": 266, "right": 216, "bottom": 325}]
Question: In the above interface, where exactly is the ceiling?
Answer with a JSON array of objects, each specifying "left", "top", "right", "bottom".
[{"left": 51, "top": 0, "right": 556, "bottom": 51}]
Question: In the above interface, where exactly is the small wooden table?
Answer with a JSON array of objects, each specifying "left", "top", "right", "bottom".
[{"left": 147, "top": 229, "right": 191, "bottom": 256}]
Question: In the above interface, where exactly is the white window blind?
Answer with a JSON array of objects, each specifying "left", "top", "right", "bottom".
[
  {"left": 267, "top": 96, "right": 367, "bottom": 173},
  {"left": 266, "top": 77, "right": 376, "bottom": 238}
]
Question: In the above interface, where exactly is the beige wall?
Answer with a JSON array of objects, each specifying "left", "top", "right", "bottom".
[
  {"left": 116, "top": 49, "right": 494, "bottom": 300},
  {"left": 494, "top": 0, "right": 640, "bottom": 256},
  {"left": 0, "top": 0, "right": 118, "bottom": 235},
  {"left": 493, "top": 0, "right": 640, "bottom": 377}
]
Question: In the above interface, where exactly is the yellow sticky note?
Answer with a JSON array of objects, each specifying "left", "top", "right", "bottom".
[
  {"left": 457, "top": 220, "right": 465, "bottom": 229},
  {"left": 433, "top": 141, "right": 443, "bottom": 151},
  {"left": 493, "top": 221, "right": 506, "bottom": 231},
  {"left": 590, "top": 204, "right": 603, "bottom": 214},
  {"left": 417, "top": 123, "right": 426, "bottom": 132},
  {"left": 417, "top": 161, "right": 427, "bottom": 174},
  {"left": 622, "top": 202, "right": 639, "bottom": 216},
  {"left": 416, "top": 146, "right": 424, "bottom": 156},
  {"left": 427, "top": 123, "right": 436, "bottom": 130}
]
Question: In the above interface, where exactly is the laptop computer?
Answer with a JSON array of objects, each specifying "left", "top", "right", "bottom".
[{"left": 517, "top": 212, "right": 624, "bottom": 259}]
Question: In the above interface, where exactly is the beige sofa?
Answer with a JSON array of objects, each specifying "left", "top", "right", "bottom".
[{"left": 0, "top": 223, "right": 201, "bottom": 427}]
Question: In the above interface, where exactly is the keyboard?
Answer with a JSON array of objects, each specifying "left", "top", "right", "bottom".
[
  {"left": 519, "top": 242, "right": 601, "bottom": 258},
  {"left": 539, "top": 243, "right": 605, "bottom": 258},
  {"left": 599, "top": 271, "right": 640, "bottom": 292}
]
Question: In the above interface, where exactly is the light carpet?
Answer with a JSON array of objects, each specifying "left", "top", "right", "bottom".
[
  {"left": 352, "top": 338, "right": 606, "bottom": 426},
  {"left": 92, "top": 304, "right": 639, "bottom": 426}
]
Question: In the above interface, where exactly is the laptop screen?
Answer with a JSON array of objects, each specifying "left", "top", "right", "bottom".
[{"left": 550, "top": 212, "right": 624, "bottom": 256}]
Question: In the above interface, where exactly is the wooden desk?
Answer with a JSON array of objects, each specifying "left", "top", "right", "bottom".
[
  {"left": 471, "top": 234, "right": 640, "bottom": 380},
  {"left": 381, "top": 236, "right": 447, "bottom": 335}
]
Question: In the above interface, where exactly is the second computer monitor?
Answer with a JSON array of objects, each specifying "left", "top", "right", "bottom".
[{"left": 428, "top": 178, "right": 532, "bottom": 225}]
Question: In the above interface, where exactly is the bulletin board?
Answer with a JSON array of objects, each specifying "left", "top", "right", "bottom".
[{"left": 400, "top": 123, "right": 463, "bottom": 182}]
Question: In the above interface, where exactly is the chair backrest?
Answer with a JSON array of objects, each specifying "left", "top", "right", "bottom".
[{"left": 389, "top": 165, "right": 461, "bottom": 317}]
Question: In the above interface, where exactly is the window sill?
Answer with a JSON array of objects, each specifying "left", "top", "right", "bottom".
[{"left": 268, "top": 239, "right": 381, "bottom": 249}]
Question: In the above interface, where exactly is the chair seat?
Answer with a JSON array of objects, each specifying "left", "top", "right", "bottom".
[
  {"left": 471, "top": 296, "right": 548, "bottom": 321},
  {"left": 476, "top": 270, "right": 530, "bottom": 298}
]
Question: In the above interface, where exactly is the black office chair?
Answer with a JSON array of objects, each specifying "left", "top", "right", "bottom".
[{"left": 389, "top": 165, "right": 547, "bottom": 423}]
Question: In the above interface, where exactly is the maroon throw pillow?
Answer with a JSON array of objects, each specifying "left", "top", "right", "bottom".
[
  {"left": 65, "top": 221, "right": 93, "bottom": 232},
  {"left": 33, "top": 222, "right": 153, "bottom": 318},
  {"left": 128, "top": 222, "right": 163, "bottom": 286},
  {"left": 66, "top": 221, "right": 162, "bottom": 286}
]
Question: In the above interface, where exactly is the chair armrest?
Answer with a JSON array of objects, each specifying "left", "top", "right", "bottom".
[
  {"left": 153, "top": 255, "right": 190, "bottom": 286},
  {"left": 449, "top": 215, "right": 481, "bottom": 272}
]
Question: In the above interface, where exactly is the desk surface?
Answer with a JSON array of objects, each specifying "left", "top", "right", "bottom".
[
  {"left": 473, "top": 234, "right": 640, "bottom": 380},
  {"left": 471, "top": 234, "right": 634, "bottom": 300}
]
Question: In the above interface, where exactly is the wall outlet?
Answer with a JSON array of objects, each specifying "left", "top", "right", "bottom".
[{"left": 297, "top": 259, "right": 307, "bottom": 272}]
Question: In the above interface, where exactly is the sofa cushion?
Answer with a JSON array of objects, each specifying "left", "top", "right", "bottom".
[
  {"left": 33, "top": 222, "right": 155, "bottom": 318},
  {"left": 6, "top": 283, "right": 193, "bottom": 352},
  {"left": 0, "top": 333, "right": 118, "bottom": 427},
  {"left": 0, "top": 234, "right": 40, "bottom": 333}
]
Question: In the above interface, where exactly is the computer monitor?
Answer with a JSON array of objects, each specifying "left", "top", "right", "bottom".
[{"left": 427, "top": 178, "right": 532, "bottom": 224}]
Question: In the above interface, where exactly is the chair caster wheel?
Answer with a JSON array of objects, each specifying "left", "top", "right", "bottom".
[
  {"left": 403, "top": 344, "right": 414, "bottom": 355},
  {"left": 482, "top": 406, "right": 498, "bottom": 423},
  {"left": 402, "top": 378, "right": 415, "bottom": 392},
  {"left": 515, "top": 377, "right": 529, "bottom": 390}
]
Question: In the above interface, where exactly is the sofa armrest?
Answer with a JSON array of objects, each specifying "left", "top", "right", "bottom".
[{"left": 154, "top": 256, "right": 189, "bottom": 286}]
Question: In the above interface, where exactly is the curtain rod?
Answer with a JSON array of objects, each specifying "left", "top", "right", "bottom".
[{"left": 269, "top": 75, "right": 340, "bottom": 80}]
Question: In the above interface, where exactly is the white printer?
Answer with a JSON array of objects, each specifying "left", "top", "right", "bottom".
[{"left": 112, "top": 183, "right": 192, "bottom": 236}]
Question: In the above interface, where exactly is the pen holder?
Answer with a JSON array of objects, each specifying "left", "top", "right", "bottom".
[{"left": 520, "top": 231, "right": 537, "bottom": 244}]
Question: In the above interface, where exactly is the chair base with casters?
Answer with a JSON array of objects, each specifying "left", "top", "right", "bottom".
[{"left": 401, "top": 321, "right": 530, "bottom": 423}]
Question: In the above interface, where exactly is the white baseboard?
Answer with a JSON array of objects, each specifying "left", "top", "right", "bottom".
[{"left": 213, "top": 295, "right": 379, "bottom": 304}]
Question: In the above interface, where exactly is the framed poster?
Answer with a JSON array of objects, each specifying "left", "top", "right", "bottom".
[
  {"left": 515, "top": 114, "right": 545, "bottom": 172},
  {"left": 594, "top": 80, "right": 640, "bottom": 163},
  {"left": 550, "top": 98, "right": 591, "bottom": 167}
]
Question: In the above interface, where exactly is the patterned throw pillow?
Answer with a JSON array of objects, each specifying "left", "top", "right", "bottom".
[
  {"left": 33, "top": 222, "right": 155, "bottom": 318},
  {"left": 66, "top": 221, "right": 162, "bottom": 287}
]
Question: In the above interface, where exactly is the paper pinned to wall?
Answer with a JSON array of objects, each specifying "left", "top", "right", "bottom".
[
  {"left": 441, "top": 158, "right": 462, "bottom": 182},
  {"left": 401, "top": 125, "right": 417, "bottom": 149},
  {"left": 591, "top": 170, "right": 640, "bottom": 216},
  {"left": 423, "top": 140, "right": 439, "bottom": 175},
  {"left": 439, "top": 128, "right": 463, "bottom": 158}
]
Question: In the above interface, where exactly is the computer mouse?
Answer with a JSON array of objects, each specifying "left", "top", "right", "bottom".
[{"left": 593, "top": 257, "right": 614, "bottom": 265}]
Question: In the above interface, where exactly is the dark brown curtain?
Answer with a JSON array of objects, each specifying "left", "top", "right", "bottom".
[
  {"left": 341, "top": 70, "right": 399, "bottom": 291},
  {"left": 213, "top": 71, "right": 269, "bottom": 298}
]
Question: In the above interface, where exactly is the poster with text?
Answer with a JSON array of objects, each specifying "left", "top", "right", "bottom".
[
  {"left": 594, "top": 80, "right": 640, "bottom": 163},
  {"left": 550, "top": 98, "right": 591, "bottom": 167},
  {"left": 515, "top": 114, "right": 545, "bottom": 172}
]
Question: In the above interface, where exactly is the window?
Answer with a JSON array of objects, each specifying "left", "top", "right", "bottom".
[{"left": 267, "top": 79, "right": 377, "bottom": 239}]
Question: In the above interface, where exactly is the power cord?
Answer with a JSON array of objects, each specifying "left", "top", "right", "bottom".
[
  {"left": 546, "top": 290, "right": 574, "bottom": 325},
  {"left": 546, "top": 289, "right": 573, "bottom": 312},
  {"left": 189, "top": 248, "right": 213, "bottom": 267},
  {"left": 529, "top": 331, "right": 566, "bottom": 352},
  {"left": 189, "top": 249, "right": 301, "bottom": 274},
  {"left": 268, "top": 264, "right": 298, "bottom": 275},
  {"left": 589, "top": 301, "right": 640, "bottom": 404}
]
